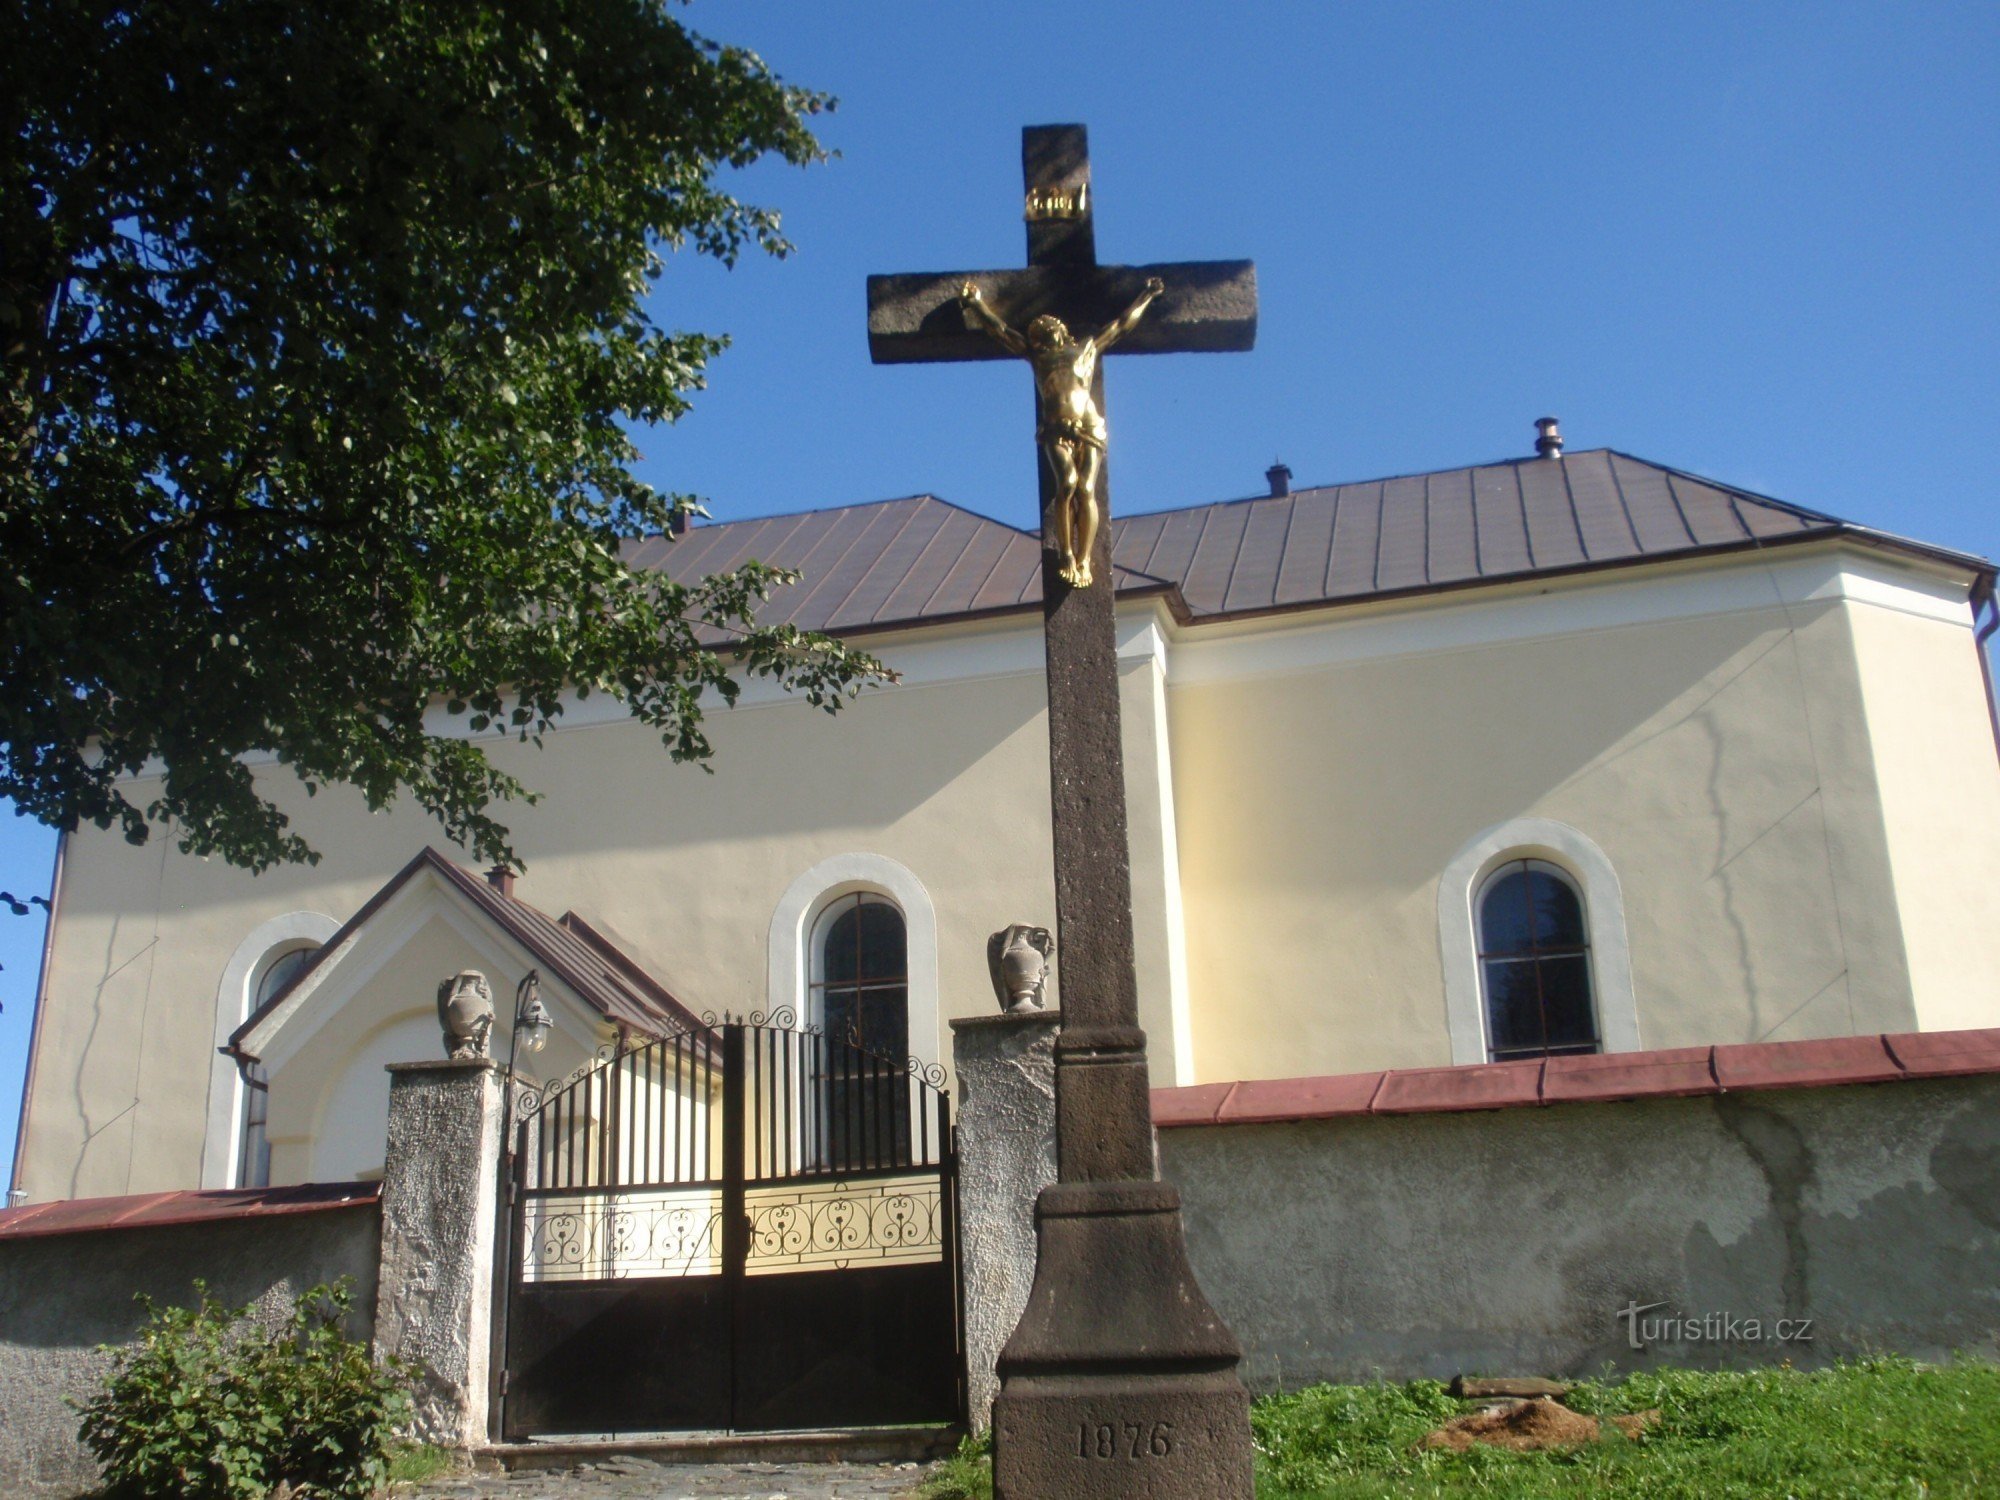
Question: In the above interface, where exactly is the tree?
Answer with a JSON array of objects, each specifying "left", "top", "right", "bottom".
[{"left": 0, "top": 1, "right": 885, "bottom": 873}]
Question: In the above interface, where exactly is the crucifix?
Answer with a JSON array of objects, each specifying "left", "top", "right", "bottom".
[{"left": 869, "top": 125, "right": 1258, "bottom": 1498}]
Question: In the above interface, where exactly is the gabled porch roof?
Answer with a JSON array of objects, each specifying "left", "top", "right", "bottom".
[{"left": 228, "top": 847, "right": 701, "bottom": 1058}]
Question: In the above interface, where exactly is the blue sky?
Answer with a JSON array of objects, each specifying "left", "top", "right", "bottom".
[{"left": 4, "top": 1, "right": 1997, "bottom": 1181}]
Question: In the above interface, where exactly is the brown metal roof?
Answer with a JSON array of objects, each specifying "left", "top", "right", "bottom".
[
  {"left": 625, "top": 494, "right": 1171, "bottom": 638},
  {"left": 629, "top": 451, "right": 1987, "bottom": 635},
  {"left": 229, "top": 848, "right": 702, "bottom": 1052},
  {"left": 425, "top": 857, "right": 704, "bottom": 1039},
  {"left": 1116, "top": 449, "right": 1863, "bottom": 619}
]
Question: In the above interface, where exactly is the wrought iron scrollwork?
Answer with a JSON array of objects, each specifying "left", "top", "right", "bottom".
[
  {"left": 507, "top": 1078, "right": 543, "bottom": 1122},
  {"left": 521, "top": 1192, "right": 725, "bottom": 1283},
  {"left": 519, "top": 1060, "right": 584, "bottom": 1121},
  {"left": 701, "top": 1005, "right": 805, "bottom": 1031},
  {"left": 819, "top": 1020, "right": 951, "bottom": 1097},
  {"left": 744, "top": 1176, "right": 944, "bottom": 1272}
]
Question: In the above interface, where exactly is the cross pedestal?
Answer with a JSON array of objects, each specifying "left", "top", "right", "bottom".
[{"left": 869, "top": 126, "right": 1258, "bottom": 1498}]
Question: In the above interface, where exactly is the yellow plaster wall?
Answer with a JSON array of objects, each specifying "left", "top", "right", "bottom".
[
  {"left": 1168, "top": 593, "right": 1927, "bottom": 1084},
  {"left": 22, "top": 562, "right": 1998, "bottom": 1199},
  {"left": 257, "top": 913, "right": 617, "bottom": 1186},
  {"left": 1117, "top": 650, "right": 1191, "bottom": 1083},
  {"left": 22, "top": 662, "right": 1075, "bottom": 1200},
  {"left": 1844, "top": 604, "right": 2000, "bottom": 1031}
]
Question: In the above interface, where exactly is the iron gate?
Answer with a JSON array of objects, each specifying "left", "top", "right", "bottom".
[{"left": 499, "top": 1010, "right": 961, "bottom": 1438}]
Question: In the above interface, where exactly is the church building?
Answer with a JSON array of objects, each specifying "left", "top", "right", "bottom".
[{"left": 12, "top": 433, "right": 2000, "bottom": 1203}]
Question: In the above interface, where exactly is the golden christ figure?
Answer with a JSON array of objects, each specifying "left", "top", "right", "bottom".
[{"left": 959, "top": 275, "right": 1165, "bottom": 588}]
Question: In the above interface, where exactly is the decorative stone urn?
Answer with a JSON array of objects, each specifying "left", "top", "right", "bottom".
[
  {"left": 435, "top": 969, "right": 496, "bottom": 1059},
  {"left": 986, "top": 924, "right": 1054, "bottom": 1013}
]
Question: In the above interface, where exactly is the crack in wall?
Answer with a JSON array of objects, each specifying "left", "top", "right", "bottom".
[{"left": 1714, "top": 1095, "right": 1813, "bottom": 1322}]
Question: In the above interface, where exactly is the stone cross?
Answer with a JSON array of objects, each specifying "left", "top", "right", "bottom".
[{"left": 868, "top": 125, "right": 1258, "bottom": 1498}]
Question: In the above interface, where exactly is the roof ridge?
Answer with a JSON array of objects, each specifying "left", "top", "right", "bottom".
[
  {"left": 1113, "top": 450, "right": 1630, "bottom": 521},
  {"left": 1601, "top": 450, "right": 1848, "bottom": 527},
  {"left": 643, "top": 491, "right": 1032, "bottom": 544},
  {"left": 635, "top": 451, "right": 1855, "bottom": 536}
]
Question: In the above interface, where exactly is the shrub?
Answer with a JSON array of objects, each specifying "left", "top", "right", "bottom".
[{"left": 75, "top": 1279, "right": 410, "bottom": 1500}]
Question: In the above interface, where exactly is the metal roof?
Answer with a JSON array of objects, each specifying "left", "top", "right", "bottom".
[
  {"left": 626, "top": 450, "right": 1987, "bottom": 635},
  {"left": 1112, "top": 449, "right": 1851, "bottom": 619},
  {"left": 623, "top": 493, "right": 1167, "bottom": 638}
]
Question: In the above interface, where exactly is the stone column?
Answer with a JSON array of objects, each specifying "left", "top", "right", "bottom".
[
  {"left": 373, "top": 1058, "right": 504, "bottom": 1447},
  {"left": 951, "top": 1011, "right": 1061, "bottom": 1435}
]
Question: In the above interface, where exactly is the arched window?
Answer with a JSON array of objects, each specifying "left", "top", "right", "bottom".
[
  {"left": 767, "top": 853, "right": 940, "bottom": 1074},
  {"left": 236, "top": 945, "right": 316, "bottom": 1188},
  {"left": 204, "top": 912, "right": 340, "bottom": 1190},
  {"left": 809, "top": 893, "right": 908, "bottom": 1166},
  {"left": 1476, "top": 859, "right": 1600, "bottom": 1061},
  {"left": 810, "top": 893, "right": 908, "bottom": 1054}
]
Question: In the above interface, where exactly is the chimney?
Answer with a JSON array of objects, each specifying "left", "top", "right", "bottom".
[
  {"left": 485, "top": 865, "right": 516, "bottom": 898},
  {"left": 669, "top": 507, "right": 691, "bottom": 538},
  {"left": 1534, "top": 416, "right": 1563, "bottom": 460},
  {"left": 1265, "top": 461, "right": 1292, "bottom": 497}
]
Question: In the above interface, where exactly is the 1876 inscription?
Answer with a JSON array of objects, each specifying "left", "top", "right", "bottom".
[{"left": 1078, "top": 1421, "right": 1174, "bottom": 1459}]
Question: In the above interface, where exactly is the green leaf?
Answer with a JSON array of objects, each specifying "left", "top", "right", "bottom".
[{"left": 2, "top": 0, "right": 880, "bottom": 875}]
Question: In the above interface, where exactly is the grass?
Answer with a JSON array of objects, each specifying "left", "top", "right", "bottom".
[
  {"left": 923, "top": 1431, "right": 995, "bottom": 1499},
  {"left": 384, "top": 1442, "right": 458, "bottom": 1487},
  {"left": 921, "top": 1359, "right": 2000, "bottom": 1499}
]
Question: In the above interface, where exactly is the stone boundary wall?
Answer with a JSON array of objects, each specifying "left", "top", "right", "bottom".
[
  {"left": 0, "top": 1187, "right": 381, "bottom": 1500},
  {"left": 1158, "top": 1069, "right": 2000, "bottom": 1388}
]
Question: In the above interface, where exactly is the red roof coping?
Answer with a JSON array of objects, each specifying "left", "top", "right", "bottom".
[
  {"left": 1712, "top": 1034, "right": 1902, "bottom": 1091},
  {"left": 1152, "top": 1027, "right": 2000, "bottom": 1130},
  {"left": 1883, "top": 1028, "right": 2000, "bottom": 1079},
  {"left": 0, "top": 1181, "right": 380, "bottom": 1242},
  {"left": 1542, "top": 1045, "right": 1719, "bottom": 1104},
  {"left": 1151, "top": 1081, "right": 1236, "bottom": 1128},
  {"left": 1373, "top": 1059, "right": 1543, "bottom": 1114},
  {"left": 1218, "top": 1071, "right": 1384, "bottom": 1125}
]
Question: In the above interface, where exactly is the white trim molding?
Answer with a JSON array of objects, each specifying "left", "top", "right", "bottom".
[
  {"left": 768, "top": 853, "right": 940, "bottom": 1069},
  {"left": 202, "top": 910, "right": 341, "bottom": 1189},
  {"left": 1170, "top": 543, "right": 1977, "bottom": 690},
  {"left": 1437, "top": 818, "right": 1640, "bottom": 1066}
]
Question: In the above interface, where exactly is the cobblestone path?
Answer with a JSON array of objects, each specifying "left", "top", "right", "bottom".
[{"left": 401, "top": 1455, "right": 934, "bottom": 1499}]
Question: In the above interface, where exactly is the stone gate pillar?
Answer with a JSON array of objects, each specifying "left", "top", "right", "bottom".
[
  {"left": 373, "top": 1058, "right": 504, "bottom": 1447},
  {"left": 951, "top": 1011, "right": 1060, "bottom": 1434}
]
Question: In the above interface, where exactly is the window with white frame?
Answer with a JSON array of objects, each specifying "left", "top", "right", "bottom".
[
  {"left": 1475, "top": 859, "right": 1600, "bottom": 1062},
  {"left": 237, "top": 945, "right": 316, "bottom": 1188}
]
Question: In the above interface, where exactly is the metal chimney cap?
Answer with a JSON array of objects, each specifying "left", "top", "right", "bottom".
[
  {"left": 1265, "top": 461, "right": 1292, "bottom": 497},
  {"left": 1534, "top": 416, "right": 1563, "bottom": 459}
]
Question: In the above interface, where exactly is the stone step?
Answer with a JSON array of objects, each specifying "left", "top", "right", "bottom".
[{"left": 475, "top": 1425, "right": 963, "bottom": 1473}]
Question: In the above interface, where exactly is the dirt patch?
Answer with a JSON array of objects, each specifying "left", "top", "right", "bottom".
[
  {"left": 1419, "top": 1398, "right": 1660, "bottom": 1452},
  {"left": 1606, "top": 1410, "right": 1658, "bottom": 1439}
]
